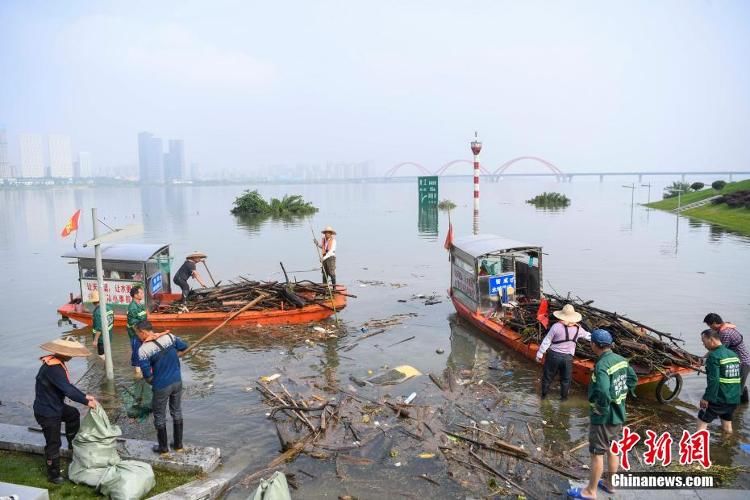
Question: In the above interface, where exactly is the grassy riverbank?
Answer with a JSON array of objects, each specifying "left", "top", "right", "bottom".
[
  {"left": 646, "top": 179, "right": 750, "bottom": 235},
  {"left": 0, "top": 450, "right": 196, "bottom": 499}
]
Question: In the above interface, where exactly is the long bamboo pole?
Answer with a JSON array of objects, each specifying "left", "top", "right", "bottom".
[{"left": 180, "top": 293, "right": 268, "bottom": 357}]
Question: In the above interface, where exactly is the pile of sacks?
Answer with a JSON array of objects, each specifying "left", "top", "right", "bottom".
[{"left": 68, "top": 405, "right": 155, "bottom": 500}]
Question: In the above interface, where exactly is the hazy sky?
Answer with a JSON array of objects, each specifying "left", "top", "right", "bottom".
[{"left": 1, "top": 0, "right": 749, "bottom": 174}]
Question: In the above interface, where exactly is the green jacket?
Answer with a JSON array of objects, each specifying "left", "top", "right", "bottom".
[
  {"left": 126, "top": 300, "right": 147, "bottom": 340},
  {"left": 588, "top": 350, "right": 638, "bottom": 425},
  {"left": 92, "top": 304, "right": 114, "bottom": 346},
  {"left": 703, "top": 344, "right": 741, "bottom": 404}
]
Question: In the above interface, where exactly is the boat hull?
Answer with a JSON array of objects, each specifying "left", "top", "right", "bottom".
[
  {"left": 59, "top": 288, "right": 347, "bottom": 329},
  {"left": 451, "top": 293, "right": 692, "bottom": 387}
]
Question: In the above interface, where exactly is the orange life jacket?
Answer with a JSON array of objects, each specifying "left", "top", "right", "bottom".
[{"left": 40, "top": 355, "right": 71, "bottom": 381}]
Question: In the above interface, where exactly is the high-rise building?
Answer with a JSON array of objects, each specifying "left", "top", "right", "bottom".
[
  {"left": 0, "top": 129, "right": 10, "bottom": 178},
  {"left": 190, "top": 162, "right": 200, "bottom": 181},
  {"left": 138, "top": 132, "right": 164, "bottom": 183},
  {"left": 164, "top": 139, "right": 185, "bottom": 183},
  {"left": 19, "top": 133, "right": 45, "bottom": 178},
  {"left": 78, "top": 152, "right": 92, "bottom": 178},
  {"left": 48, "top": 134, "right": 74, "bottom": 178}
]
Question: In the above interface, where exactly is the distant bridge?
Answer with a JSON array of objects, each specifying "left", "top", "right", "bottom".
[{"left": 382, "top": 157, "right": 749, "bottom": 182}]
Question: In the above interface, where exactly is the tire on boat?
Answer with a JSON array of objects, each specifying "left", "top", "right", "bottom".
[{"left": 655, "top": 372, "right": 683, "bottom": 404}]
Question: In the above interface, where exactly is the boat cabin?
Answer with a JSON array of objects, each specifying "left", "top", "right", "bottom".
[
  {"left": 450, "top": 234, "right": 543, "bottom": 315},
  {"left": 62, "top": 243, "right": 172, "bottom": 312}
]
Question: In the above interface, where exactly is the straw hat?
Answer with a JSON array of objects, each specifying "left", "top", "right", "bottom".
[
  {"left": 321, "top": 226, "right": 336, "bottom": 235},
  {"left": 553, "top": 304, "right": 582, "bottom": 323},
  {"left": 90, "top": 290, "right": 100, "bottom": 303},
  {"left": 40, "top": 336, "right": 91, "bottom": 357},
  {"left": 187, "top": 251, "right": 207, "bottom": 260}
]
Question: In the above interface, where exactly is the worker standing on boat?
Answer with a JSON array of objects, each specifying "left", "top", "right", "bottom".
[
  {"left": 127, "top": 285, "right": 148, "bottom": 377},
  {"left": 315, "top": 226, "right": 337, "bottom": 287},
  {"left": 568, "top": 329, "right": 637, "bottom": 500},
  {"left": 703, "top": 313, "right": 750, "bottom": 404},
  {"left": 697, "top": 329, "right": 741, "bottom": 433},
  {"left": 536, "top": 304, "right": 590, "bottom": 400},
  {"left": 136, "top": 320, "right": 188, "bottom": 454},
  {"left": 91, "top": 290, "right": 114, "bottom": 361},
  {"left": 173, "top": 252, "right": 208, "bottom": 302},
  {"left": 34, "top": 337, "right": 98, "bottom": 484}
]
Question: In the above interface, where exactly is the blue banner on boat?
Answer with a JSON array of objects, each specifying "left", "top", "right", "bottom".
[
  {"left": 488, "top": 273, "right": 515, "bottom": 295},
  {"left": 150, "top": 273, "right": 163, "bottom": 294}
]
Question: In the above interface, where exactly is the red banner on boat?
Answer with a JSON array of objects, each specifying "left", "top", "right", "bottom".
[
  {"left": 536, "top": 298, "right": 550, "bottom": 329},
  {"left": 61, "top": 209, "right": 81, "bottom": 238}
]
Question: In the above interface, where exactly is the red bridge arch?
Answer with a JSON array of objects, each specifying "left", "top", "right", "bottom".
[
  {"left": 384, "top": 162, "right": 432, "bottom": 177},
  {"left": 493, "top": 156, "right": 564, "bottom": 176},
  {"left": 435, "top": 159, "right": 490, "bottom": 176}
]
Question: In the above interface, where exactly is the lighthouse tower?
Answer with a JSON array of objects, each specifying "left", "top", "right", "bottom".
[{"left": 471, "top": 132, "right": 482, "bottom": 235}]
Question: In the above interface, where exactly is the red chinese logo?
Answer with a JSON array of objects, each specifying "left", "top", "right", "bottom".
[
  {"left": 678, "top": 430, "right": 711, "bottom": 468},
  {"left": 609, "top": 426, "right": 641, "bottom": 470},
  {"left": 643, "top": 430, "right": 673, "bottom": 466}
]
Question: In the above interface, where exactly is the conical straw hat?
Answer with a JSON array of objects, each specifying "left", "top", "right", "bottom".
[
  {"left": 40, "top": 336, "right": 91, "bottom": 357},
  {"left": 187, "top": 251, "right": 207, "bottom": 260},
  {"left": 90, "top": 290, "right": 100, "bottom": 303},
  {"left": 321, "top": 226, "right": 336, "bottom": 234},
  {"left": 552, "top": 304, "right": 582, "bottom": 323}
]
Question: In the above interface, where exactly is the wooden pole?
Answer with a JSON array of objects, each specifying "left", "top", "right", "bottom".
[
  {"left": 202, "top": 261, "right": 217, "bottom": 287},
  {"left": 180, "top": 293, "right": 268, "bottom": 357}
]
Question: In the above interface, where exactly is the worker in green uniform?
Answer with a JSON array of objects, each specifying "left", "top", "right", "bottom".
[
  {"left": 698, "top": 329, "right": 741, "bottom": 433},
  {"left": 127, "top": 285, "right": 148, "bottom": 377},
  {"left": 568, "top": 329, "right": 637, "bottom": 500},
  {"left": 91, "top": 290, "right": 114, "bottom": 361}
]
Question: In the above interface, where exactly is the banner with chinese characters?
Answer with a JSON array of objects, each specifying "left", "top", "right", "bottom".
[
  {"left": 81, "top": 279, "right": 143, "bottom": 305},
  {"left": 452, "top": 265, "right": 477, "bottom": 302},
  {"left": 488, "top": 272, "right": 515, "bottom": 295}
]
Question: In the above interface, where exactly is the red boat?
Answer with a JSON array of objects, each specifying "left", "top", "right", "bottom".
[
  {"left": 58, "top": 244, "right": 346, "bottom": 328},
  {"left": 449, "top": 234, "right": 697, "bottom": 402}
]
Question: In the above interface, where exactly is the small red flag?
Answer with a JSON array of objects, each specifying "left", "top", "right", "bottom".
[
  {"left": 61, "top": 209, "right": 81, "bottom": 238},
  {"left": 444, "top": 216, "right": 454, "bottom": 250},
  {"left": 536, "top": 298, "right": 550, "bottom": 329}
]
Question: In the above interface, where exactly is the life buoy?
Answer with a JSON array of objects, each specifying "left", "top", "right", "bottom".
[{"left": 655, "top": 373, "right": 683, "bottom": 404}]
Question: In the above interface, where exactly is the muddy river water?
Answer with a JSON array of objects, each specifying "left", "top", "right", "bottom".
[{"left": 1, "top": 178, "right": 749, "bottom": 497}]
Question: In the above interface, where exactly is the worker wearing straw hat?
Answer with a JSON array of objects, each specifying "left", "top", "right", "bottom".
[
  {"left": 34, "top": 337, "right": 99, "bottom": 484},
  {"left": 173, "top": 251, "right": 208, "bottom": 302},
  {"left": 91, "top": 290, "right": 114, "bottom": 361},
  {"left": 536, "top": 304, "right": 591, "bottom": 400},
  {"left": 314, "top": 226, "right": 337, "bottom": 287}
]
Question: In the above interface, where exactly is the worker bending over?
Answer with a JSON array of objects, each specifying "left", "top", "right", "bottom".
[
  {"left": 704, "top": 313, "right": 749, "bottom": 403},
  {"left": 698, "top": 329, "right": 741, "bottom": 433},
  {"left": 173, "top": 252, "right": 208, "bottom": 301}
]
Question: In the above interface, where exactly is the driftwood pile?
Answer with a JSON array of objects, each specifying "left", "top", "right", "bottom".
[
  {"left": 508, "top": 293, "right": 702, "bottom": 375},
  {"left": 163, "top": 279, "right": 346, "bottom": 313}
]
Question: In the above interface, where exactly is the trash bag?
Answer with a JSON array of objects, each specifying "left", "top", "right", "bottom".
[
  {"left": 122, "top": 379, "right": 153, "bottom": 421},
  {"left": 250, "top": 471, "right": 291, "bottom": 500},
  {"left": 98, "top": 460, "right": 156, "bottom": 500},
  {"left": 68, "top": 405, "right": 155, "bottom": 499}
]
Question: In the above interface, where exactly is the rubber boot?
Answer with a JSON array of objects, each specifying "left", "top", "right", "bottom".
[
  {"left": 172, "top": 420, "right": 184, "bottom": 451},
  {"left": 47, "top": 457, "right": 64, "bottom": 485},
  {"left": 152, "top": 426, "right": 169, "bottom": 454}
]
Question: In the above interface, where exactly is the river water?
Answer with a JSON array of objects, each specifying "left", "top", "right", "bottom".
[{"left": 1, "top": 178, "right": 749, "bottom": 496}]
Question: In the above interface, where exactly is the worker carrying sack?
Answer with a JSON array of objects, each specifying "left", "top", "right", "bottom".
[
  {"left": 250, "top": 471, "right": 292, "bottom": 500},
  {"left": 68, "top": 405, "right": 156, "bottom": 500}
]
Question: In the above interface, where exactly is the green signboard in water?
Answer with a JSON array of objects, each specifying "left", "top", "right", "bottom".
[{"left": 418, "top": 176, "right": 438, "bottom": 206}]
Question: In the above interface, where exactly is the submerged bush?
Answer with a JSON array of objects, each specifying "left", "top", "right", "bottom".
[
  {"left": 231, "top": 190, "right": 318, "bottom": 216},
  {"left": 526, "top": 192, "right": 570, "bottom": 209},
  {"left": 438, "top": 199, "right": 456, "bottom": 211}
]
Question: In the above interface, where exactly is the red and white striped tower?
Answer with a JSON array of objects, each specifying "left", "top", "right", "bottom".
[{"left": 470, "top": 132, "right": 482, "bottom": 235}]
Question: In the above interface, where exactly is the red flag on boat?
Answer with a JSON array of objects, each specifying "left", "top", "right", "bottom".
[
  {"left": 61, "top": 209, "right": 81, "bottom": 238},
  {"left": 536, "top": 298, "right": 550, "bottom": 329},
  {"left": 444, "top": 214, "right": 454, "bottom": 250}
]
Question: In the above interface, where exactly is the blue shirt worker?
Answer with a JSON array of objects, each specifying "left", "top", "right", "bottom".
[
  {"left": 34, "top": 337, "right": 98, "bottom": 484},
  {"left": 136, "top": 320, "right": 189, "bottom": 454}
]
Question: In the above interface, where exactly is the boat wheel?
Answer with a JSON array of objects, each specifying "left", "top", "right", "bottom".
[{"left": 655, "top": 373, "right": 683, "bottom": 404}]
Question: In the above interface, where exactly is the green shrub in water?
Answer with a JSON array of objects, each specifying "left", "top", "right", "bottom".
[{"left": 526, "top": 192, "right": 570, "bottom": 209}]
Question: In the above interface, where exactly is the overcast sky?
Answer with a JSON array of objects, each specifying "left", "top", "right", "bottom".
[{"left": 1, "top": 0, "right": 749, "bottom": 175}]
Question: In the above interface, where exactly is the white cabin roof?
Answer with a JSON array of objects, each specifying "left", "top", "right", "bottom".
[
  {"left": 453, "top": 234, "right": 540, "bottom": 259},
  {"left": 62, "top": 243, "right": 169, "bottom": 262}
]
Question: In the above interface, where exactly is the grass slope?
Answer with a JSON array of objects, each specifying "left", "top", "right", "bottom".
[
  {"left": 645, "top": 179, "right": 750, "bottom": 211},
  {"left": 0, "top": 450, "right": 195, "bottom": 499}
]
